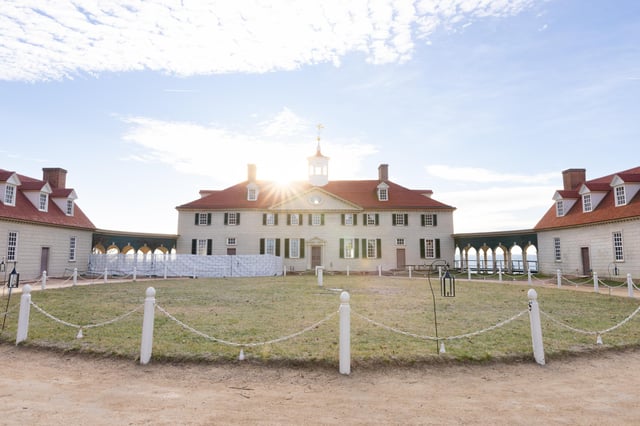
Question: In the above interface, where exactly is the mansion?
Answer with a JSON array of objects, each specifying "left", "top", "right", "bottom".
[{"left": 175, "top": 146, "right": 456, "bottom": 272}]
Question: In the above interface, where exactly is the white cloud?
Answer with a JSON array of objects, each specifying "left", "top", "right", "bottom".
[
  {"left": 426, "top": 164, "right": 557, "bottom": 184},
  {"left": 1, "top": 0, "right": 537, "bottom": 81},
  {"left": 120, "top": 110, "right": 377, "bottom": 186}
]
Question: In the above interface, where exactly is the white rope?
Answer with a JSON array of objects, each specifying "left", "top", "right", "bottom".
[
  {"left": 561, "top": 276, "right": 592, "bottom": 287},
  {"left": 155, "top": 304, "right": 338, "bottom": 348},
  {"left": 30, "top": 301, "right": 143, "bottom": 330},
  {"left": 352, "top": 309, "right": 528, "bottom": 341},
  {"left": 540, "top": 305, "right": 640, "bottom": 336}
]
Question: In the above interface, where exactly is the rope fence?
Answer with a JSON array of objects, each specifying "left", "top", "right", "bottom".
[{"left": 9, "top": 281, "right": 640, "bottom": 374}]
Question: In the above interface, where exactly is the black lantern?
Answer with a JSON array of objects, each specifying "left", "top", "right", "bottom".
[
  {"left": 440, "top": 269, "right": 455, "bottom": 297},
  {"left": 0, "top": 258, "right": 5, "bottom": 273},
  {"left": 8, "top": 266, "right": 19, "bottom": 288}
]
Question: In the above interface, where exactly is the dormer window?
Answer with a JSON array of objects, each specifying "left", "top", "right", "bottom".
[
  {"left": 582, "top": 194, "right": 592, "bottom": 212},
  {"left": 556, "top": 200, "right": 564, "bottom": 216},
  {"left": 614, "top": 185, "right": 626, "bottom": 206},
  {"left": 66, "top": 199, "right": 74, "bottom": 216},
  {"left": 39, "top": 192, "right": 48, "bottom": 211},
  {"left": 4, "top": 184, "right": 16, "bottom": 206},
  {"left": 247, "top": 186, "right": 258, "bottom": 201},
  {"left": 377, "top": 182, "right": 389, "bottom": 201}
]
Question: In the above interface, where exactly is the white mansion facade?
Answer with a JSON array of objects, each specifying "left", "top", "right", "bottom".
[{"left": 176, "top": 147, "right": 456, "bottom": 272}]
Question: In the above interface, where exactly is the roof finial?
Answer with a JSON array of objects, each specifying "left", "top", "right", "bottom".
[{"left": 316, "top": 123, "right": 324, "bottom": 154}]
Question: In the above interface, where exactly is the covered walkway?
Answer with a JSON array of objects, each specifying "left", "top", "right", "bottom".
[
  {"left": 92, "top": 229, "right": 177, "bottom": 254},
  {"left": 453, "top": 229, "right": 538, "bottom": 274}
]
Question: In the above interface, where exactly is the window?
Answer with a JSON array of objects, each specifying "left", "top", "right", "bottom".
[
  {"left": 613, "top": 231, "right": 624, "bottom": 261},
  {"left": 39, "top": 192, "right": 48, "bottom": 211},
  {"left": 289, "top": 238, "right": 300, "bottom": 258},
  {"left": 342, "top": 214, "right": 355, "bottom": 226},
  {"left": 247, "top": 188, "right": 257, "bottom": 201},
  {"left": 4, "top": 184, "right": 16, "bottom": 205},
  {"left": 69, "top": 236, "right": 77, "bottom": 261},
  {"left": 582, "top": 194, "right": 592, "bottom": 213},
  {"left": 364, "top": 213, "right": 379, "bottom": 226},
  {"left": 310, "top": 213, "right": 323, "bottom": 226},
  {"left": 7, "top": 231, "right": 18, "bottom": 261},
  {"left": 615, "top": 186, "right": 626, "bottom": 206},
  {"left": 393, "top": 213, "right": 408, "bottom": 226},
  {"left": 378, "top": 187, "right": 388, "bottom": 201},
  {"left": 191, "top": 239, "right": 212, "bottom": 255},
  {"left": 288, "top": 214, "right": 300, "bottom": 226},
  {"left": 556, "top": 200, "right": 564, "bottom": 216},
  {"left": 366, "top": 239, "right": 379, "bottom": 258},
  {"left": 227, "top": 237, "right": 237, "bottom": 246},
  {"left": 553, "top": 237, "right": 561, "bottom": 261},
  {"left": 225, "top": 212, "right": 240, "bottom": 226},
  {"left": 195, "top": 213, "right": 211, "bottom": 226},
  {"left": 260, "top": 238, "right": 281, "bottom": 256},
  {"left": 419, "top": 238, "right": 441, "bottom": 259},
  {"left": 396, "top": 238, "right": 405, "bottom": 246},
  {"left": 263, "top": 213, "right": 277, "bottom": 226},
  {"left": 66, "top": 199, "right": 74, "bottom": 216},
  {"left": 421, "top": 214, "right": 438, "bottom": 227},
  {"left": 341, "top": 238, "right": 355, "bottom": 259}
]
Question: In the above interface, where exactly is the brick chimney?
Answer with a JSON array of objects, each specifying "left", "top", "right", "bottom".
[
  {"left": 562, "top": 168, "right": 586, "bottom": 191},
  {"left": 247, "top": 164, "right": 257, "bottom": 182},
  {"left": 378, "top": 164, "right": 389, "bottom": 182},
  {"left": 42, "top": 167, "right": 67, "bottom": 189}
]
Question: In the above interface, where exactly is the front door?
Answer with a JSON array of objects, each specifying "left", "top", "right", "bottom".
[
  {"left": 311, "top": 246, "right": 322, "bottom": 269},
  {"left": 40, "top": 247, "right": 50, "bottom": 275},
  {"left": 581, "top": 247, "right": 591, "bottom": 275},
  {"left": 396, "top": 248, "right": 406, "bottom": 269}
]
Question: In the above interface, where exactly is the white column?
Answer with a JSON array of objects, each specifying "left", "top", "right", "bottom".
[
  {"left": 140, "top": 287, "right": 156, "bottom": 365},
  {"left": 527, "top": 289, "right": 545, "bottom": 366},
  {"left": 339, "top": 291, "right": 351, "bottom": 375}
]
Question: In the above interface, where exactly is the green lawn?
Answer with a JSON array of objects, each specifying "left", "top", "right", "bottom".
[{"left": 1, "top": 275, "right": 639, "bottom": 367}]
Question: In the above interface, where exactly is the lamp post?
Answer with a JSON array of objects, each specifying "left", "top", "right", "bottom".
[
  {"left": 427, "top": 260, "right": 455, "bottom": 353},
  {"left": 2, "top": 263, "right": 19, "bottom": 331}
]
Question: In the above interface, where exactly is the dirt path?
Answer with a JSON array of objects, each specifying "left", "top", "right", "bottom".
[{"left": 1, "top": 345, "right": 639, "bottom": 425}]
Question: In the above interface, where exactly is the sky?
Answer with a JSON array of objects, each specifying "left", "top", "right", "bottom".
[{"left": 1, "top": 0, "right": 639, "bottom": 235}]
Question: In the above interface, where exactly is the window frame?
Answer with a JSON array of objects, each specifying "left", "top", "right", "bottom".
[
  {"left": 424, "top": 238, "right": 435, "bottom": 259},
  {"left": 66, "top": 199, "right": 74, "bottom": 216},
  {"left": 613, "top": 231, "right": 624, "bottom": 261},
  {"left": 615, "top": 186, "right": 626, "bottom": 206},
  {"left": 226, "top": 237, "right": 237, "bottom": 246},
  {"left": 553, "top": 237, "right": 561, "bottom": 261},
  {"left": 69, "top": 236, "right": 77, "bottom": 262},
  {"left": 4, "top": 184, "right": 16, "bottom": 206},
  {"left": 7, "top": 231, "right": 18, "bottom": 261},
  {"left": 39, "top": 192, "right": 48, "bottom": 211},
  {"left": 556, "top": 200, "right": 564, "bottom": 216},
  {"left": 378, "top": 187, "right": 388, "bottom": 201},
  {"left": 289, "top": 238, "right": 300, "bottom": 259},
  {"left": 582, "top": 194, "right": 592, "bottom": 213}
]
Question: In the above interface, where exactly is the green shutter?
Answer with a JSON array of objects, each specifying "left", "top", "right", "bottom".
[
  {"left": 263, "top": 214, "right": 267, "bottom": 225},
  {"left": 207, "top": 239, "right": 212, "bottom": 255},
  {"left": 421, "top": 214, "right": 425, "bottom": 227},
  {"left": 276, "top": 239, "right": 281, "bottom": 256},
  {"left": 308, "top": 214, "right": 312, "bottom": 225},
  {"left": 433, "top": 214, "right": 437, "bottom": 227},
  {"left": 236, "top": 213, "right": 240, "bottom": 225},
  {"left": 284, "top": 239, "right": 290, "bottom": 258},
  {"left": 339, "top": 238, "right": 344, "bottom": 258},
  {"left": 321, "top": 214, "right": 325, "bottom": 225},
  {"left": 341, "top": 214, "right": 345, "bottom": 225},
  {"left": 420, "top": 239, "right": 425, "bottom": 258},
  {"left": 392, "top": 214, "right": 397, "bottom": 226},
  {"left": 363, "top": 213, "right": 367, "bottom": 226},
  {"left": 274, "top": 214, "right": 278, "bottom": 225},
  {"left": 353, "top": 214, "right": 358, "bottom": 225},
  {"left": 224, "top": 213, "right": 228, "bottom": 225},
  {"left": 260, "top": 238, "right": 265, "bottom": 254},
  {"left": 375, "top": 213, "right": 379, "bottom": 225},
  {"left": 194, "top": 213, "right": 199, "bottom": 225},
  {"left": 354, "top": 239, "right": 360, "bottom": 258},
  {"left": 287, "top": 214, "right": 291, "bottom": 225},
  {"left": 435, "top": 239, "right": 441, "bottom": 258},
  {"left": 300, "top": 239, "right": 305, "bottom": 258},
  {"left": 376, "top": 238, "right": 382, "bottom": 259},
  {"left": 191, "top": 239, "right": 197, "bottom": 254},
  {"left": 362, "top": 239, "right": 367, "bottom": 258},
  {"left": 404, "top": 214, "right": 408, "bottom": 226}
]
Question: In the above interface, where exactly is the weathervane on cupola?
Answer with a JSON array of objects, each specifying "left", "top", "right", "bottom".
[{"left": 308, "top": 123, "right": 329, "bottom": 186}]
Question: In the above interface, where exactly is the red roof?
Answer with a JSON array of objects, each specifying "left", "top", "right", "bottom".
[
  {"left": 535, "top": 166, "right": 640, "bottom": 230},
  {"left": 177, "top": 179, "right": 454, "bottom": 211},
  {"left": 0, "top": 169, "right": 95, "bottom": 230}
]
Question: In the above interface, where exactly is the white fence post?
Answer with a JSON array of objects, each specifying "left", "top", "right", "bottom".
[
  {"left": 133, "top": 267, "right": 137, "bottom": 282},
  {"left": 164, "top": 263, "right": 168, "bottom": 280},
  {"left": 556, "top": 269, "right": 561, "bottom": 288},
  {"left": 498, "top": 266, "right": 503, "bottom": 282},
  {"left": 527, "top": 269, "right": 532, "bottom": 285},
  {"left": 339, "top": 291, "right": 351, "bottom": 375},
  {"left": 408, "top": 265, "right": 412, "bottom": 279},
  {"left": 104, "top": 267, "right": 108, "bottom": 283},
  {"left": 16, "top": 284, "right": 32, "bottom": 344},
  {"left": 283, "top": 265, "right": 287, "bottom": 277},
  {"left": 627, "top": 274, "right": 634, "bottom": 298},
  {"left": 73, "top": 268, "right": 78, "bottom": 287},
  {"left": 317, "top": 267, "right": 323, "bottom": 287},
  {"left": 41, "top": 270, "right": 47, "bottom": 290},
  {"left": 593, "top": 272, "right": 599, "bottom": 293},
  {"left": 378, "top": 265, "right": 382, "bottom": 277},
  {"left": 527, "top": 289, "right": 545, "bottom": 366},
  {"left": 346, "top": 265, "right": 350, "bottom": 276},
  {"left": 140, "top": 287, "right": 156, "bottom": 365},
  {"left": 467, "top": 267, "right": 471, "bottom": 281}
]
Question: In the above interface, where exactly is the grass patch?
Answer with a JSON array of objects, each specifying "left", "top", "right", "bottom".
[{"left": 1, "top": 275, "right": 639, "bottom": 367}]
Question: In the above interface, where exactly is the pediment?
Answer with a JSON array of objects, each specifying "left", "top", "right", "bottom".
[{"left": 270, "top": 188, "right": 362, "bottom": 211}]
